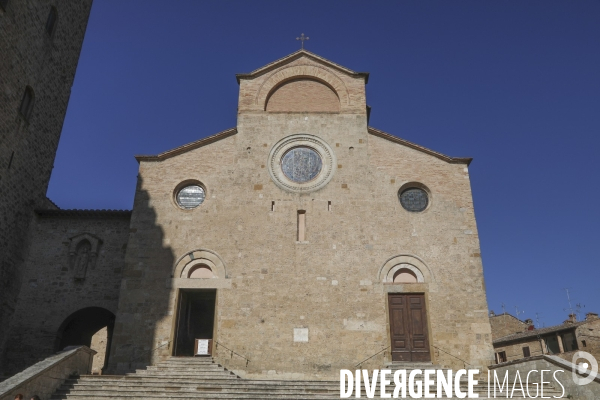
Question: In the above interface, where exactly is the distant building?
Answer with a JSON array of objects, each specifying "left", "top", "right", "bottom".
[{"left": 490, "top": 311, "right": 600, "bottom": 364}]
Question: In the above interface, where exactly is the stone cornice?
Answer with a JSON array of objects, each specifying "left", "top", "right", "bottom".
[
  {"left": 236, "top": 50, "right": 369, "bottom": 84},
  {"left": 367, "top": 126, "right": 473, "bottom": 166},
  {"left": 135, "top": 127, "right": 237, "bottom": 163},
  {"left": 35, "top": 209, "right": 131, "bottom": 218}
]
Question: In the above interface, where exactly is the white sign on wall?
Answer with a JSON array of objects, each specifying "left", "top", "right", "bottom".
[
  {"left": 196, "top": 339, "right": 209, "bottom": 355},
  {"left": 293, "top": 328, "right": 309, "bottom": 342}
]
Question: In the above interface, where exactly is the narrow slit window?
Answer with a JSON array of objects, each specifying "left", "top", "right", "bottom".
[
  {"left": 297, "top": 210, "right": 306, "bottom": 241},
  {"left": 19, "top": 87, "right": 34, "bottom": 120},
  {"left": 7, "top": 151, "right": 14, "bottom": 169},
  {"left": 328, "top": 201, "right": 331, "bottom": 211},
  {"left": 45, "top": 6, "right": 57, "bottom": 35},
  {"left": 271, "top": 201, "right": 275, "bottom": 212},
  {"left": 522, "top": 346, "right": 530, "bottom": 358}
]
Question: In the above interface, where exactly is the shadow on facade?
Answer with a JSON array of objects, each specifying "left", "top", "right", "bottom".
[{"left": 106, "top": 177, "right": 177, "bottom": 374}]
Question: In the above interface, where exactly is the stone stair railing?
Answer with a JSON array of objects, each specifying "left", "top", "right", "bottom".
[{"left": 0, "top": 346, "right": 96, "bottom": 400}]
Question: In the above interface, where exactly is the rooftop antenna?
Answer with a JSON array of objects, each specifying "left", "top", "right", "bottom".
[
  {"left": 501, "top": 303, "right": 507, "bottom": 315},
  {"left": 563, "top": 288, "right": 575, "bottom": 317},
  {"left": 535, "top": 312, "right": 545, "bottom": 328},
  {"left": 515, "top": 305, "right": 525, "bottom": 320},
  {"left": 296, "top": 33, "right": 309, "bottom": 50}
]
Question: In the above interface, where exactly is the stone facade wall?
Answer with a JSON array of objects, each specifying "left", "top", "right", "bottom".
[
  {"left": 490, "top": 313, "right": 529, "bottom": 340},
  {"left": 90, "top": 327, "right": 108, "bottom": 374},
  {"left": 494, "top": 338, "right": 546, "bottom": 362},
  {"left": 108, "top": 53, "right": 494, "bottom": 379},
  {"left": 575, "top": 318, "right": 600, "bottom": 362},
  {"left": 0, "top": 0, "right": 92, "bottom": 367},
  {"left": 2, "top": 212, "right": 129, "bottom": 375}
]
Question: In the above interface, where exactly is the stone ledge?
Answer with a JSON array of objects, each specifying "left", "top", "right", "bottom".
[{"left": 0, "top": 345, "right": 96, "bottom": 399}]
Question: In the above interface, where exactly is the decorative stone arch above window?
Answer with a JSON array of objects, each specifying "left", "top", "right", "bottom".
[
  {"left": 171, "top": 249, "right": 231, "bottom": 289},
  {"left": 387, "top": 264, "right": 424, "bottom": 283},
  {"left": 378, "top": 254, "right": 435, "bottom": 284},
  {"left": 265, "top": 78, "right": 340, "bottom": 113},
  {"left": 256, "top": 65, "right": 350, "bottom": 110},
  {"left": 68, "top": 233, "right": 102, "bottom": 281}
]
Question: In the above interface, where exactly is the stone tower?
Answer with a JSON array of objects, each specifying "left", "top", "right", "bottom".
[{"left": 0, "top": 0, "right": 92, "bottom": 369}]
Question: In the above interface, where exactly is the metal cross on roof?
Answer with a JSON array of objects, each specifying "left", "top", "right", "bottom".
[{"left": 296, "top": 33, "right": 309, "bottom": 49}]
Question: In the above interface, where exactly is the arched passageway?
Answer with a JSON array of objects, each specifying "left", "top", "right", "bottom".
[{"left": 55, "top": 307, "right": 115, "bottom": 373}]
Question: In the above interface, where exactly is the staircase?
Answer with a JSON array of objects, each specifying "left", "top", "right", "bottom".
[{"left": 50, "top": 358, "right": 564, "bottom": 399}]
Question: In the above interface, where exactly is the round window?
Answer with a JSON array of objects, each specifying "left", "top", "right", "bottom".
[
  {"left": 399, "top": 187, "right": 428, "bottom": 212},
  {"left": 176, "top": 185, "right": 205, "bottom": 209},
  {"left": 281, "top": 146, "right": 323, "bottom": 183},
  {"left": 268, "top": 134, "right": 336, "bottom": 193}
]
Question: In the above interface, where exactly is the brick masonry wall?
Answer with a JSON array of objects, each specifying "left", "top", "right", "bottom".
[
  {"left": 266, "top": 79, "right": 340, "bottom": 112},
  {"left": 490, "top": 313, "right": 529, "bottom": 340},
  {"left": 2, "top": 213, "right": 129, "bottom": 375},
  {"left": 108, "top": 53, "right": 494, "bottom": 378},
  {"left": 0, "top": 0, "right": 92, "bottom": 367}
]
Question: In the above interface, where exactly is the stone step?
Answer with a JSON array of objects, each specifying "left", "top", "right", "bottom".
[
  {"left": 157, "top": 361, "right": 222, "bottom": 366},
  {"left": 57, "top": 379, "right": 562, "bottom": 393},
  {"left": 56, "top": 383, "right": 561, "bottom": 395},
  {"left": 152, "top": 358, "right": 219, "bottom": 363},
  {"left": 132, "top": 369, "right": 238, "bottom": 375},
  {"left": 64, "top": 377, "right": 340, "bottom": 386},
  {"left": 49, "top": 357, "right": 563, "bottom": 400},
  {"left": 151, "top": 364, "right": 226, "bottom": 369},
  {"left": 50, "top": 392, "right": 562, "bottom": 400}
]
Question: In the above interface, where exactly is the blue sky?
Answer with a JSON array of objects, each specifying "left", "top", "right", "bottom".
[{"left": 48, "top": 1, "right": 600, "bottom": 327}]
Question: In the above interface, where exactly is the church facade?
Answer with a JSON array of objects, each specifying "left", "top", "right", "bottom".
[{"left": 3, "top": 50, "right": 495, "bottom": 380}]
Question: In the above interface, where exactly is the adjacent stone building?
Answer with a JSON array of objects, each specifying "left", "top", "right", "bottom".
[
  {"left": 1, "top": 209, "right": 130, "bottom": 375},
  {"left": 2, "top": 48, "right": 497, "bottom": 379},
  {"left": 0, "top": 0, "right": 92, "bottom": 375},
  {"left": 490, "top": 312, "right": 600, "bottom": 364}
]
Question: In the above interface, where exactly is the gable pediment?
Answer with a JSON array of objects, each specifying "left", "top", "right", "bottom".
[
  {"left": 237, "top": 51, "right": 368, "bottom": 114},
  {"left": 235, "top": 50, "right": 369, "bottom": 83}
]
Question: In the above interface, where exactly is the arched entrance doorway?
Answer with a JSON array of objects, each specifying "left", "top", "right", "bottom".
[{"left": 55, "top": 307, "right": 115, "bottom": 374}]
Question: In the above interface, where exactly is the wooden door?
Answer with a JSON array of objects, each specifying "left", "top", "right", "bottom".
[{"left": 388, "top": 293, "right": 431, "bottom": 362}]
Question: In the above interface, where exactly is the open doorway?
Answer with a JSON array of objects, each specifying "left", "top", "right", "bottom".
[{"left": 173, "top": 289, "right": 216, "bottom": 356}]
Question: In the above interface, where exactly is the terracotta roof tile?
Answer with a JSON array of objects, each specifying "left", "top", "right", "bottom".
[{"left": 494, "top": 320, "right": 590, "bottom": 344}]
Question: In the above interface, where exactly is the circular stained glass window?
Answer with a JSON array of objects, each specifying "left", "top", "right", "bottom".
[
  {"left": 281, "top": 147, "right": 323, "bottom": 183},
  {"left": 399, "top": 188, "right": 428, "bottom": 212},
  {"left": 176, "top": 185, "right": 205, "bottom": 209}
]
